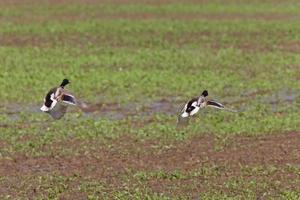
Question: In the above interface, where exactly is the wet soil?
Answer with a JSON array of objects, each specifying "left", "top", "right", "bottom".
[{"left": 1, "top": 88, "right": 298, "bottom": 121}]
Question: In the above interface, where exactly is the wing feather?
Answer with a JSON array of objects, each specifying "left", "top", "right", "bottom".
[
  {"left": 206, "top": 100, "right": 225, "bottom": 109},
  {"left": 61, "top": 94, "right": 77, "bottom": 106}
]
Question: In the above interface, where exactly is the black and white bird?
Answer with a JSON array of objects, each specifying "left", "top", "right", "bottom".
[
  {"left": 40, "top": 79, "right": 77, "bottom": 119},
  {"left": 179, "top": 90, "right": 235, "bottom": 120}
]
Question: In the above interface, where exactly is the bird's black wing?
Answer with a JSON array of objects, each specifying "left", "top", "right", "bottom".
[
  {"left": 206, "top": 100, "right": 225, "bottom": 109},
  {"left": 62, "top": 93, "right": 77, "bottom": 105}
]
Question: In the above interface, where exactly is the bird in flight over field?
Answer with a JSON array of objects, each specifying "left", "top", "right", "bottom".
[
  {"left": 178, "top": 90, "right": 237, "bottom": 121},
  {"left": 40, "top": 79, "right": 77, "bottom": 119}
]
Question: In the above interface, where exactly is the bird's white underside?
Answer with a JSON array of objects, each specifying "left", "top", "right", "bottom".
[
  {"left": 40, "top": 92, "right": 77, "bottom": 119},
  {"left": 190, "top": 106, "right": 200, "bottom": 116},
  {"left": 40, "top": 105, "right": 49, "bottom": 112},
  {"left": 181, "top": 112, "right": 189, "bottom": 118},
  {"left": 180, "top": 101, "right": 200, "bottom": 118}
]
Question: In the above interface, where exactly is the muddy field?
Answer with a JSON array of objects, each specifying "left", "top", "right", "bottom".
[
  {"left": 0, "top": 0, "right": 300, "bottom": 199},
  {"left": 0, "top": 132, "right": 299, "bottom": 199}
]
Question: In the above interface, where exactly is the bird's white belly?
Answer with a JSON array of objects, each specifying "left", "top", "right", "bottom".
[
  {"left": 40, "top": 105, "right": 49, "bottom": 112},
  {"left": 50, "top": 99, "right": 58, "bottom": 110},
  {"left": 181, "top": 112, "right": 189, "bottom": 118},
  {"left": 190, "top": 106, "right": 200, "bottom": 116}
]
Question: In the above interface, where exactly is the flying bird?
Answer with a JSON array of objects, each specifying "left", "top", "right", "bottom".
[
  {"left": 178, "top": 90, "right": 237, "bottom": 122},
  {"left": 40, "top": 79, "right": 77, "bottom": 119}
]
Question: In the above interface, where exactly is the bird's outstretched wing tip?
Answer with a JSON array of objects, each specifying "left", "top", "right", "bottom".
[{"left": 207, "top": 100, "right": 224, "bottom": 109}]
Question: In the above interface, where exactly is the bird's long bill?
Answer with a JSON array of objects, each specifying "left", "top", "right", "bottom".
[{"left": 61, "top": 94, "right": 77, "bottom": 106}]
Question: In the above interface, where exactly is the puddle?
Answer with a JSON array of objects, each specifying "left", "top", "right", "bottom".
[
  {"left": 0, "top": 90, "right": 298, "bottom": 122},
  {"left": 79, "top": 99, "right": 179, "bottom": 120},
  {"left": 141, "top": 99, "right": 178, "bottom": 116},
  {"left": 262, "top": 89, "right": 300, "bottom": 112},
  {"left": 263, "top": 90, "right": 299, "bottom": 104}
]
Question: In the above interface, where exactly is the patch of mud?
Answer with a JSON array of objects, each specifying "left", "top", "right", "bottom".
[
  {"left": 43, "top": 12, "right": 300, "bottom": 22},
  {"left": 263, "top": 89, "right": 300, "bottom": 105},
  {"left": 0, "top": 98, "right": 179, "bottom": 122},
  {"left": 0, "top": 132, "right": 299, "bottom": 198},
  {"left": 1, "top": 89, "right": 299, "bottom": 121},
  {"left": 164, "top": 31, "right": 282, "bottom": 52},
  {"left": 1, "top": 132, "right": 299, "bottom": 175},
  {"left": 80, "top": 102, "right": 130, "bottom": 120},
  {"left": 0, "top": 104, "right": 41, "bottom": 121},
  {"left": 0, "top": 35, "right": 49, "bottom": 48},
  {"left": 1, "top": 31, "right": 296, "bottom": 54},
  {"left": 2, "top": 5, "right": 300, "bottom": 23},
  {"left": 241, "top": 89, "right": 271, "bottom": 97},
  {"left": 140, "top": 98, "right": 178, "bottom": 116},
  {"left": 0, "top": 0, "right": 210, "bottom": 6},
  {"left": 280, "top": 41, "right": 300, "bottom": 53},
  {"left": 61, "top": 98, "right": 178, "bottom": 119},
  {"left": 239, "top": 89, "right": 299, "bottom": 107}
]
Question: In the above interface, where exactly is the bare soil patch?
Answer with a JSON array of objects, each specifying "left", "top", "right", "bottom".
[
  {"left": 0, "top": 35, "right": 49, "bottom": 48},
  {"left": 0, "top": 132, "right": 299, "bottom": 198},
  {"left": 280, "top": 41, "right": 300, "bottom": 53},
  {"left": 0, "top": 31, "right": 285, "bottom": 53},
  {"left": 33, "top": 12, "right": 300, "bottom": 22}
]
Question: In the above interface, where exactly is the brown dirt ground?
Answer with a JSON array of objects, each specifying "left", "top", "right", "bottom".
[
  {"left": 1, "top": 132, "right": 299, "bottom": 174},
  {"left": 0, "top": 31, "right": 294, "bottom": 54},
  {"left": 0, "top": 132, "right": 299, "bottom": 198},
  {"left": 1, "top": 0, "right": 298, "bottom": 6},
  {"left": 3, "top": 12, "right": 299, "bottom": 24},
  {"left": 280, "top": 41, "right": 300, "bottom": 53},
  {"left": 1, "top": 1, "right": 298, "bottom": 53}
]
